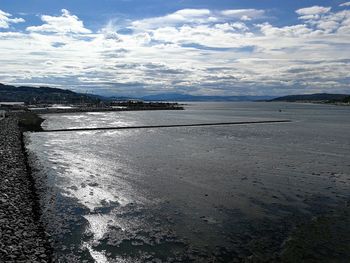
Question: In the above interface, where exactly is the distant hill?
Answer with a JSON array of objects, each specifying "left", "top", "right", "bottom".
[
  {"left": 107, "top": 96, "right": 135, "bottom": 101},
  {"left": 141, "top": 93, "right": 275, "bottom": 102},
  {"left": 270, "top": 93, "right": 350, "bottom": 102},
  {"left": 0, "top": 83, "right": 100, "bottom": 104}
]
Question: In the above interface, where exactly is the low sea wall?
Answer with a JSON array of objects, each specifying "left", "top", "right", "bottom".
[{"left": 0, "top": 117, "right": 51, "bottom": 262}]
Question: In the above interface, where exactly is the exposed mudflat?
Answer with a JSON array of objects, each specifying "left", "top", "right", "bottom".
[
  {"left": 25, "top": 102, "right": 350, "bottom": 262},
  {"left": 0, "top": 117, "right": 51, "bottom": 262}
]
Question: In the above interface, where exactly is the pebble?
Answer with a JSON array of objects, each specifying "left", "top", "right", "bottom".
[{"left": 0, "top": 117, "right": 52, "bottom": 262}]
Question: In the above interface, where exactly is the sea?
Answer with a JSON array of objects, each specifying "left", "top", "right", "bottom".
[{"left": 25, "top": 102, "right": 350, "bottom": 262}]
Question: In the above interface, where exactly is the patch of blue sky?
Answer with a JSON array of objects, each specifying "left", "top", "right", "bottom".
[{"left": 181, "top": 43, "right": 255, "bottom": 53}]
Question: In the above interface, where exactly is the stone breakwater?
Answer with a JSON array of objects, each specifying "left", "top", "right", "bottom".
[{"left": 0, "top": 117, "right": 51, "bottom": 262}]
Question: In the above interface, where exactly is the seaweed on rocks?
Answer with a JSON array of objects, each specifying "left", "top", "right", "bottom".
[{"left": 18, "top": 112, "right": 44, "bottom": 132}]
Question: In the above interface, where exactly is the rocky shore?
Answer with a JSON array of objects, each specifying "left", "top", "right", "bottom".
[{"left": 0, "top": 117, "right": 51, "bottom": 262}]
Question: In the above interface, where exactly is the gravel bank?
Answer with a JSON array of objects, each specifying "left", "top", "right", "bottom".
[{"left": 0, "top": 117, "right": 51, "bottom": 262}]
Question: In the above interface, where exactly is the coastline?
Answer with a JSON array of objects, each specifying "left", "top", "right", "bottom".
[
  {"left": 1, "top": 106, "right": 349, "bottom": 262},
  {"left": 27, "top": 103, "right": 184, "bottom": 115},
  {"left": 269, "top": 101, "right": 350, "bottom": 106},
  {"left": 0, "top": 116, "right": 52, "bottom": 262}
]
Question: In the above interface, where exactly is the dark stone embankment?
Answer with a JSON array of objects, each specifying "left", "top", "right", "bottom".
[{"left": 0, "top": 116, "right": 51, "bottom": 262}]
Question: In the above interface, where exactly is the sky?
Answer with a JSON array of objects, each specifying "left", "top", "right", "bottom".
[{"left": 0, "top": 0, "right": 349, "bottom": 96}]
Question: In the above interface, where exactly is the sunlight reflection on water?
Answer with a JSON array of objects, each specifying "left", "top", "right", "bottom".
[{"left": 26, "top": 102, "right": 350, "bottom": 262}]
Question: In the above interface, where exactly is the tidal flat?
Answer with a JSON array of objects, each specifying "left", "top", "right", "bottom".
[{"left": 25, "top": 102, "right": 350, "bottom": 262}]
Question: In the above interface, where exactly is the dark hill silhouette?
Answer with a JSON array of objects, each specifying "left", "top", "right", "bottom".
[
  {"left": 270, "top": 93, "right": 349, "bottom": 102},
  {"left": 0, "top": 83, "right": 100, "bottom": 104}
]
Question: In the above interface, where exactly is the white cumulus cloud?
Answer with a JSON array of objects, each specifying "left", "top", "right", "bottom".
[
  {"left": 296, "top": 6, "right": 332, "bottom": 16},
  {"left": 131, "top": 8, "right": 264, "bottom": 30},
  {"left": 0, "top": 7, "right": 349, "bottom": 96},
  {"left": 131, "top": 9, "right": 212, "bottom": 30},
  {"left": 221, "top": 9, "right": 265, "bottom": 19},
  {"left": 26, "top": 9, "right": 91, "bottom": 34},
  {"left": 296, "top": 6, "right": 331, "bottom": 20},
  {"left": 0, "top": 9, "right": 24, "bottom": 29},
  {"left": 174, "top": 9, "right": 211, "bottom": 17}
]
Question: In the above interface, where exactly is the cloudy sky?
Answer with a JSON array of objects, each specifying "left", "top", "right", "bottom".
[{"left": 0, "top": 0, "right": 349, "bottom": 96}]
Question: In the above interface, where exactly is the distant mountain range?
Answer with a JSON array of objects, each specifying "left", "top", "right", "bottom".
[
  {"left": 0, "top": 85, "right": 276, "bottom": 103},
  {"left": 270, "top": 93, "right": 350, "bottom": 103},
  {"left": 0, "top": 83, "right": 100, "bottom": 104},
  {"left": 140, "top": 93, "right": 275, "bottom": 102},
  {"left": 2, "top": 83, "right": 349, "bottom": 104}
]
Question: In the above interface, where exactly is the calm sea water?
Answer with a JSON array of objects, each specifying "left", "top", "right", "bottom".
[{"left": 26, "top": 102, "right": 350, "bottom": 262}]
